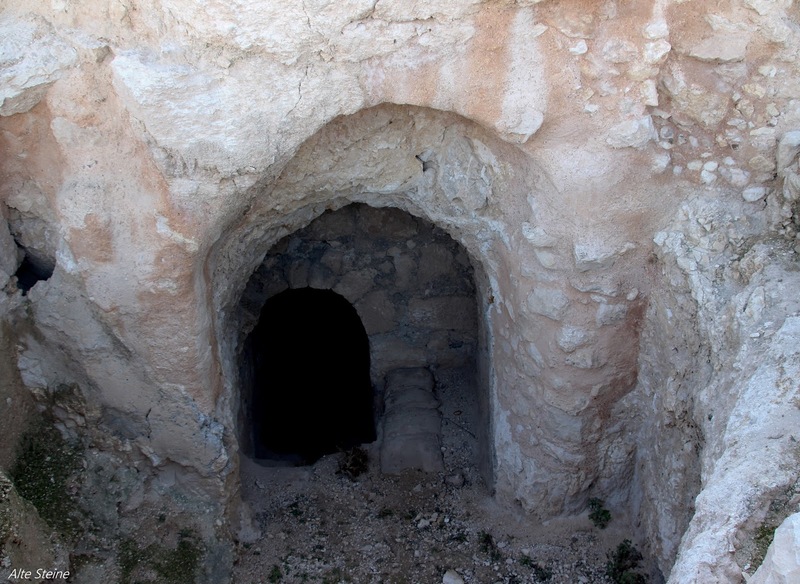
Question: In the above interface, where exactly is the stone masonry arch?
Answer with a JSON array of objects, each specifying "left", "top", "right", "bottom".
[{"left": 209, "top": 104, "right": 647, "bottom": 520}]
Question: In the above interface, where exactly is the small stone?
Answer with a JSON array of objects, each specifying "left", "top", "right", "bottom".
[
  {"left": 749, "top": 155, "right": 776, "bottom": 173},
  {"left": 640, "top": 80, "right": 659, "bottom": 106},
  {"left": 742, "top": 186, "right": 769, "bottom": 202},
  {"left": 743, "top": 83, "right": 767, "bottom": 99},
  {"left": 644, "top": 40, "right": 671, "bottom": 64},
  {"left": 527, "top": 287, "right": 570, "bottom": 321},
  {"left": 701, "top": 169, "right": 717, "bottom": 184},
  {"left": 607, "top": 116, "right": 657, "bottom": 149},
  {"left": 602, "top": 39, "right": 638, "bottom": 63},
  {"left": 570, "top": 40, "right": 588, "bottom": 55},
  {"left": 442, "top": 569, "right": 465, "bottom": 584},
  {"left": 644, "top": 20, "right": 669, "bottom": 39}
]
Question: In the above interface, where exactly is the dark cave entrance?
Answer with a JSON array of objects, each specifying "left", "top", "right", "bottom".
[{"left": 246, "top": 287, "right": 376, "bottom": 464}]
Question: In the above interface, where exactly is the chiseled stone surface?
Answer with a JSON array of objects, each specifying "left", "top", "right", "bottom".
[{"left": 0, "top": 0, "right": 799, "bottom": 581}]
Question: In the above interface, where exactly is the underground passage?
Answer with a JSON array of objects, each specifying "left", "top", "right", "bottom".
[
  {"left": 236, "top": 202, "right": 484, "bottom": 474},
  {"left": 246, "top": 287, "right": 375, "bottom": 464}
]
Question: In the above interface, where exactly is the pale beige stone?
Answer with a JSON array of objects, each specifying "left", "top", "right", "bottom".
[{"left": 750, "top": 513, "right": 800, "bottom": 584}]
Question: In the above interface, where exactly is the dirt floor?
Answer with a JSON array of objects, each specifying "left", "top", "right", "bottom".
[{"left": 233, "top": 368, "right": 649, "bottom": 584}]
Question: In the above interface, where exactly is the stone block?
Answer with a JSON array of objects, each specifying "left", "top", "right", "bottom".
[
  {"left": 307, "top": 264, "right": 336, "bottom": 289},
  {"left": 308, "top": 207, "right": 356, "bottom": 240},
  {"left": 371, "top": 337, "right": 427, "bottom": 372},
  {"left": 333, "top": 268, "right": 376, "bottom": 303},
  {"left": 688, "top": 34, "right": 750, "bottom": 63},
  {"left": 606, "top": 116, "right": 657, "bottom": 149},
  {"left": 527, "top": 287, "right": 570, "bottom": 321},
  {"left": 386, "top": 367, "right": 435, "bottom": 392},
  {"left": 596, "top": 302, "right": 628, "bottom": 326},
  {"left": 287, "top": 260, "right": 310, "bottom": 288},
  {"left": 408, "top": 297, "right": 477, "bottom": 331},
  {"left": 355, "top": 290, "right": 396, "bottom": 334},
  {"left": 384, "top": 387, "right": 439, "bottom": 410},
  {"left": 557, "top": 326, "right": 594, "bottom": 353},
  {"left": 383, "top": 408, "right": 442, "bottom": 438},
  {"left": 777, "top": 130, "right": 800, "bottom": 174},
  {"left": 418, "top": 243, "right": 456, "bottom": 284},
  {"left": 380, "top": 432, "right": 444, "bottom": 474},
  {"left": 391, "top": 253, "right": 417, "bottom": 289},
  {"left": 574, "top": 240, "right": 635, "bottom": 272},
  {"left": 0, "top": 14, "right": 77, "bottom": 116},
  {"left": 565, "top": 347, "right": 605, "bottom": 369}
]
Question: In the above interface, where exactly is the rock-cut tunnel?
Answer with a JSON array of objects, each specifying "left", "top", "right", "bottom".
[{"left": 236, "top": 202, "right": 483, "bottom": 472}]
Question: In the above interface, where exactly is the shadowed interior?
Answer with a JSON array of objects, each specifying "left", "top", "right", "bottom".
[{"left": 247, "top": 287, "right": 376, "bottom": 464}]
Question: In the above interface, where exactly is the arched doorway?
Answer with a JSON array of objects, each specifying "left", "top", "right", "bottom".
[{"left": 247, "top": 287, "right": 375, "bottom": 464}]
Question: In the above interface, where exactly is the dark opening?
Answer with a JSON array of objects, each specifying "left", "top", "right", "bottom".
[
  {"left": 14, "top": 251, "right": 54, "bottom": 294},
  {"left": 247, "top": 287, "right": 375, "bottom": 464}
]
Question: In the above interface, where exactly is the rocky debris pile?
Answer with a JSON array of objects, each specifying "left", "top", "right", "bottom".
[{"left": 235, "top": 446, "right": 641, "bottom": 584}]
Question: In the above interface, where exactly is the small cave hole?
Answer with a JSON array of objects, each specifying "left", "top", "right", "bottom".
[
  {"left": 245, "top": 287, "right": 375, "bottom": 465},
  {"left": 14, "top": 250, "right": 54, "bottom": 294}
]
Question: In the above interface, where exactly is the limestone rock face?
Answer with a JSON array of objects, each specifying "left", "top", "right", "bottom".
[
  {"left": 751, "top": 513, "right": 800, "bottom": 584},
  {"left": 0, "top": 14, "right": 77, "bottom": 116},
  {"left": 0, "top": 0, "right": 799, "bottom": 582},
  {"left": 0, "top": 217, "right": 20, "bottom": 287}
]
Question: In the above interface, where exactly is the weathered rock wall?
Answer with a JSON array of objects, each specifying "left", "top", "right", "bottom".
[{"left": 1, "top": 0, "right": 800, "bottom": 581}]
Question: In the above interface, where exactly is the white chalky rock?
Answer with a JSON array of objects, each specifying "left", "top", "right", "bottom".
[
  {"left": 744, "top": 0, "right": 793, "bottom": 16},
  {"left": 527, "top": 287, "right": 570, "bottom": 321},
  {"left": 743, "top": 186, "right": 770, "bottom": 202},
  {"left": 606, "top": 116, "right": 657, "bottom": 149},
  {"left": 0, "top": 14, "right": 77, "bottom": 115},
  {"left": 750, "top": 513, "right": 800, "bottom": 584},
  {"left": 442, "top": 570, "right": 465, "bottom": 584}
]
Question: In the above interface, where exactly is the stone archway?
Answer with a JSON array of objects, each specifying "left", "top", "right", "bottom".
[
  {"left": 210, "top": 104, "right": 645, "bottom": 520},
  {"left": 235, "top": 202, "right": 484, "bottom": 473}
]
